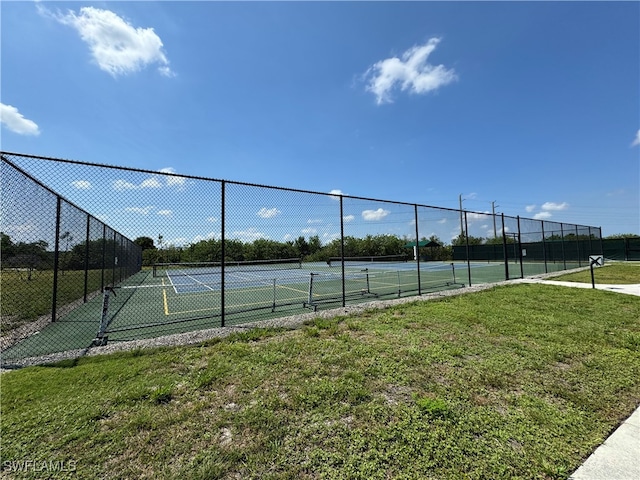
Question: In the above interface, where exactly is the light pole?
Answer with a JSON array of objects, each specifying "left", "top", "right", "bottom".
[
  {"left": 459, "top": 194, "right": 465, "bottom": 239},
  {"left": 492, "top": 201, "right": 499, "bottom": 238}
]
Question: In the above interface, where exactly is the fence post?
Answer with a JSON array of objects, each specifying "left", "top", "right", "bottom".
[
  {"left": 541, "top": 220, "right": 548, "bottom": 274},
  {"left": 501, "top": 214, "right": 509, "bottom": 280},
  {"left": 575, "top": 225, "right": 581, "bottom": 267},
  {"left": 83, "top": 214, "right": 91, "bottom": 302},
  {"left": 598, "top": 227, "right": 604, "bottom": 259},
  {"left": 464, "top": 212, "right": 471, "bottom": 287},
  {"left": 340, "top": 195, "right": 346, "bottom": 307},
  {"left": 101, "top": 225, "right": 107, "bottom": 292},
  {"left": 221, "top": 181, "right": 226, "bottom": 327},
  {"left": 51, "top": 197, "right": 62, "bottom": 322},
  {"left": 111, "top": 230, "right": 117, "bottom": 286},
  {"left": 560, "top": 224, "right": 567, "bottom": 270},
  {"left": 414, "top": 204, "right": 421, "bottom": 295},
  {"left": 517, "top": 216, "right": 524, "bottom": 279}
]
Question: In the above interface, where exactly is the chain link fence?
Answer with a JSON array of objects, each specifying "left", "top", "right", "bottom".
[{"left": 1, "top": 151, "right": 605, "bottom": 366}]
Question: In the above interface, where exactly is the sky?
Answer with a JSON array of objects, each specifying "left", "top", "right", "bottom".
[{"left": 1, "top": 0, "right": 639, "bottom": 245}]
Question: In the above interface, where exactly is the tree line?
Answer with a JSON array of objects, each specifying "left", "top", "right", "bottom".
[{"left": 134, "top": 234, "right": 455, "bottom": 266}]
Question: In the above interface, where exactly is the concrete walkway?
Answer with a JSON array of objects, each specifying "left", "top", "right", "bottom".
[
  {"left": 515, "top": 278, "right": 640, "bottom": 297},
  {"left": 515, "top": 278, "right": 640, "bottom": 480}
]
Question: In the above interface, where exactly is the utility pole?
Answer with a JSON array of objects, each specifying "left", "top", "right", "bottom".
[
  {"left": 492, "top": 201, "right": 499, "bottom": 238},
  {"left": 459, "top": 194, "right": 465, "bottom": 239}
]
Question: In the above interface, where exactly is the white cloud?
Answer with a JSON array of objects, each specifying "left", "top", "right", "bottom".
[
  {"left": 466, "top": 211, "right": 490, "bottom": 221},
  {"left": 631, "top": 129, "right": 640, "bottom": 147},
  {"left": 257, "top": 207, "right": 281, "bottom": 219},
  {"left": 45, "top": 6, "right": 173, "bottom": 77},
  {"left": 191, "top": 232, "right": 220, "bottom": 243},
  {"left": 71, "top": 180, "right": 92, "bottom": 190},
  {"left": 2, "top": 223, "right": 38, "bottom": 236},
  {"left": 231, "top": 227, "right": 266, "bottom": 242},
  {"left": 169, "top": 237, "right": 189, "bottom": 247},
  {"left": 112, "top": 172, "right": 184, "bottom": 191},
  {"left": 307, "top": 219, "right": 323, "bottom": 224},
  {"left": 322, "top": 232, "right": 340, "bottom": 242},
  {"left": 525, "top": 204, "right": 536, "bottom": 213},
  {"left": 157, "top": 209, "right": 172, "bottom": 217},
  {"left": 140, "top": 177, "right": 162, "bottom": 189},
  {"left": 159, "top": 167, "right": 187, "bottom": 188},
  {"left": 362, "top": 208, "right": 390, "bottom": 221},
  {"left": 328, "top": 189, "right": 346, "bottom": 201},
  {"left": 113, "top": 179, "right": 137, "bottom": 191},
  {"left": 125, "top": 206, "right": 154, "bottom": 215},
  {"left": 301, "top": 228, "right": 317, "bottom": 235},
  {"left": 534, "top": 211, "right": 552, "bottom": 220},
  {"left": 343, "top": 215, "right": 355, "bottom": 223},
  {"left": 207, "top": 216, "right": 218, "bottom": 223},
  {"left": 0, "top": 103, "right": 40, "bottom": 135},
  {"left": 541, "top": 202, "right": 568, "bottom": 211},
  {"left": 437, "top": 218, "right": 447, "bottom": 224},
  {"left": 364, "top": 37, "right": 457, "bottom": 105}
]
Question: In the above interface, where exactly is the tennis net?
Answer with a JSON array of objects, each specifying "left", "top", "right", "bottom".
[
  {"left": 326, "top": 254, "right": 409, "bottom": 267},
  {"left": 153, "top": 258, "right": 302, "bottom": 277}
]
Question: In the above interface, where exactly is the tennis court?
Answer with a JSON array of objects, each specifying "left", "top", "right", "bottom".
[{"left": 5, "top": 258, "right": 509, "bottom": 360}]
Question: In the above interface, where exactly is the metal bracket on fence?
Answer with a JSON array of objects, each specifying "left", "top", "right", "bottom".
[{"left": 93, "top": 287, "right": 116, "bottom": 346}]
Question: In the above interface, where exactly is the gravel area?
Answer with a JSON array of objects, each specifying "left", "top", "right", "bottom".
[{"left": 1, "top": 267, "right": 589, "bottom": 372}]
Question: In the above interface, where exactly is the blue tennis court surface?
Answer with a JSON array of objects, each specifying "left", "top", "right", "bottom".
[{"left": 162, "top": 261, "right": 496, "bottom": 294}]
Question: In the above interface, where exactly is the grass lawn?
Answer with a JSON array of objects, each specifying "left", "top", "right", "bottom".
[
  {"left": 550, "top": 261, "right": 640, "bottom": 284},
  {"left": 0, "top": 269, "right": 104, "bottom": 332},
  {"left": 1, "top": 281, "right": 639, "bottom": 479}
]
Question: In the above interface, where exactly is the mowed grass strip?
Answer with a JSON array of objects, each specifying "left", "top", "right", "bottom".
[
  {"left": 1, "top": 283, "right": 639, "bottom": 479},
  {"left": 552, "top": 261, "right": 640, "bottom": 284}
]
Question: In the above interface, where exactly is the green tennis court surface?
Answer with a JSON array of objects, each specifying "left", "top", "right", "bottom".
[{"left": 2, "top": 260, "right": 580, "bottom": 363}]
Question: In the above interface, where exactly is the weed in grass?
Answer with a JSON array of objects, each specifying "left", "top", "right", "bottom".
[
  {"left": 305, "top": 326, "right": 320, "bottom": 338},
  {"left": 413, "top": 395, "right": 452, "bottom": 419},
  {"left": 312, "top": 317, "right": 341, "bottom": 336},
  {"left": 346, "top": 320, "right": 362, "bottom": 331},
  {"left": 151, "top": 385, "right": 173, "bottom": 405}
]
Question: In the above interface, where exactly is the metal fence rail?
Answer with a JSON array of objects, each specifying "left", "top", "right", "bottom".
[{"left": 0, "top": 151, "right": 606, "bottom": 366}]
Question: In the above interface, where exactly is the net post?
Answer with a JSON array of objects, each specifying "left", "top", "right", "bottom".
[
  {"left": 364, "top": 268, "right": 370, "bottom": 294},
  {"left": 397, "top": 271, "right": 401, "bottom": 297},
  {"left": 305, "top": 273, "right": 316, "bottom": 310},
  {"left": 94, "top": 286, "right": 116, "bottom": 346},
  {"left": 272, "top": 279, "right": 276, "bottom": 312}
]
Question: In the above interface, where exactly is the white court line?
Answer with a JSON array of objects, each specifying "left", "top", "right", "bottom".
[{"left": 167, "top": 273, "right": 218, "bottom": 293}]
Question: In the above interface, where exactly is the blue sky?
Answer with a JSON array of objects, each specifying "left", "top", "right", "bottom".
[{"left": 2, "top": 0, "right": 639, "bottom": 241}]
